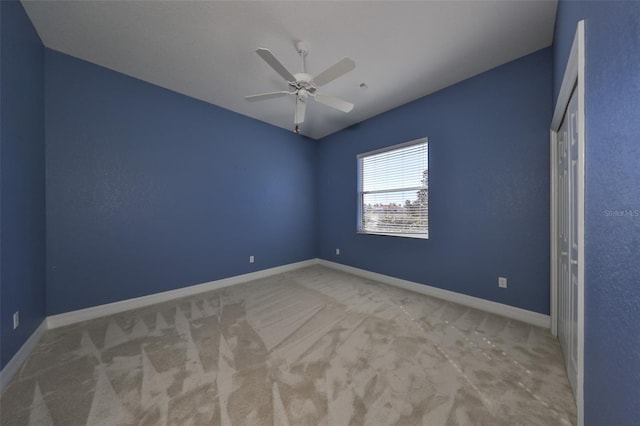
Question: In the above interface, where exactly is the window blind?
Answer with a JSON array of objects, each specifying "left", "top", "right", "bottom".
[{"left": 358, "top": 138, "right": 428, "bottom": 238}]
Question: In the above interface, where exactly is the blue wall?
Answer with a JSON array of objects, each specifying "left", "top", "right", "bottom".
[
  {"left": 6, "top": 6, "right": 638, "bottom": 421},
  {"left": 45, "top": 50, "right": 316, "bottom": 315},
  {"left": 554, "top": 2, "right": 640, "bottom": 424},
  {"left": 317, "top": 48, "right": 553, "bottom": 315},
  {"left": 0, "top": 1, "right": 46, "bottom": 370}
]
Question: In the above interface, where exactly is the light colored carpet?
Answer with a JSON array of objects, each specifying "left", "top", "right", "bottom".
[{"left": 1, "top": 265, "right": 576, "bottom": 425}]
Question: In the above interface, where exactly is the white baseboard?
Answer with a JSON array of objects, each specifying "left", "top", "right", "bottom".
[
  {"left": 47, "top": 259, "right": 319, "bottom": 329},
  {"left": 0, "top": 319, "right": 48, "bottom": 392},
  {"left": 318, "top": 260, "right": 550, "bottom": 329},
  {"left": 2, "top": 258, "right": 549, "bottom": 393}
]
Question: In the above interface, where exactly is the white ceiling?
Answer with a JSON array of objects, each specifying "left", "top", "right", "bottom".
[{"left": 22, "top": 0, "right": 557, "bottom": 140}]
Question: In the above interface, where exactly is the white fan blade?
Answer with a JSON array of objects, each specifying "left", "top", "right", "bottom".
[
  {"left": 245, "top": 91, "right": 291, "bottom": 101},
  {"left": 256, "top": 48, "right": 296, "bottom": 82},
  {"left": 295, "top": 98, "right": 306, "bottom": 124},
  {"left": 313, "top": 57, "right": 355, "bottom": 87},
  {"left": 315, "top": 93, "right": 354, "bottom": 113}
]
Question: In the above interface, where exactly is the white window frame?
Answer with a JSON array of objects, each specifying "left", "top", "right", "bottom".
[{"left": 357, "top": 137, "right": 429, "bottom": 239}]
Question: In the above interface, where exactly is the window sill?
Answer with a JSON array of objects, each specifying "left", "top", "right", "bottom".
[{"left": 357, "top": 231, "right": 429, "bottom": 240}]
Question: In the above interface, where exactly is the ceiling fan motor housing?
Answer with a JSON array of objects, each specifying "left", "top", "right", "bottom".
[
  {"left": 297, "top": 89, "right": 309, "bottom": 101},
  {"left": 290, "top": 73, "right": 317, "bottom": 94}
]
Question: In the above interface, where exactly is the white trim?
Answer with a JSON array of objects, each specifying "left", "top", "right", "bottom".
[
  {"left": 1, "top": 258, "right": 555, "bottom": 394},
  {"left": 550, "top": 20, "right": 585, "bottom": 426},
  {"left": 47, "top": 259, "right": 318, "bottom": 329},
  {"left": 356, "top": 136, "right": 428, "bottom": 159},
  {"left": 550, "top": 129, "right": 559, "bottom": 337},
  {"left": 0, "top": 320, "right": 47, "bottom": 392},
  {"left": 576, "top": 21, "right": 586, "bottom": 426},
  {"left": 40, "top": 258, "right": 551, "bottom": 331},
  {"left": 552, "top": 22, "right": 580, "bottom": 130},
  {"left": 357, "top": 138, "right": 429, "bottom": 237},
  {"left": 356, "top": 231, "right": 429, "bottom": 240},
  {"left": 318, "top": 260, "right": 550, "bottom": 329}
]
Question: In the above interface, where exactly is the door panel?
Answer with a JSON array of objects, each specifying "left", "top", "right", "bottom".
[
  {"left": 568, "top": 92, "right": 579, "bottom": 388},
  {"left": 557, "top": 88, "right": 579, "bottom": 396}
]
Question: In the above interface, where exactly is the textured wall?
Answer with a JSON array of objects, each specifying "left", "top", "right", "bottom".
[
  {"left": 317, "top": 48, "right": 553, "bottom": 315},
  {"left": 0, "top": 0, "right": 46, "bottom": 370},
  {"left": 554, "top": 1, "right": 640, "bottom": 424},
  {"left": 45, "top": 50, "right": 317, "bottom": 315}
]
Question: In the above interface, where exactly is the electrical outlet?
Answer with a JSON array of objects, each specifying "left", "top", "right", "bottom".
[
  {"left": 13, "top": 311, "right": 19, "bottom": 329},
  {"left": 498, "top": 277, "right": 507, "bottom": 289},
  {"left": 249, "top": 255, "right": 254, "bottom": 264},
  {"left": 336, "top": 248, "right": 340, "bottom": 255}
]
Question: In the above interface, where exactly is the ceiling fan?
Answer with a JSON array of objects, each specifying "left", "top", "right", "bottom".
[{"left": 246, "top": 41, "right": 356, "bottom": 133}]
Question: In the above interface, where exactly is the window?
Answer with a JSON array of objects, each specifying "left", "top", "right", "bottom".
[{"left": 357, "top": 138, "right": 428, "bottom": 239}]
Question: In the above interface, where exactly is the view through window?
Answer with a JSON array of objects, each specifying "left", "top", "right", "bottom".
[{"left": 358, "top": 138, "right": 428, "bottom": 239}]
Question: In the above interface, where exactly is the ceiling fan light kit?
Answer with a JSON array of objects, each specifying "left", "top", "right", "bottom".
[{"left": 246, "top": 41, "right": 356, "bottom": 134}]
